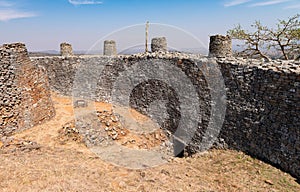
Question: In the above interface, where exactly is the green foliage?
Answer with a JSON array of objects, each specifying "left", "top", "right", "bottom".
[{"left": 228, "top": 14, "right": 300, "bottom": 60}]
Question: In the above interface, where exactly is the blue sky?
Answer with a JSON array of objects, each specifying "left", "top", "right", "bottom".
[{"left": 0, "top": 0, "right": 299, "bottom": 51}]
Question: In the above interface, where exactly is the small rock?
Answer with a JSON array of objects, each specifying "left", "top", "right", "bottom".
[
  {"left": 140, "top": 172, "right": 146, "bottom": 178},
  {"left": 160, "top": 169, "right": 170, "bottom": 176},
  {"left": 186, "top": 158, "right": 192, "bottom": 163},
  {"left": 265, "top": 180, "right": 274, "bottom": 185},
  {"left": 111, "top": 116, "right": 118, "bottom": 122},
  {"left": 112, "top": 133, "right": 118, "bottom": 140},
  {"left": 155, "top": 133, "right": 160, "bottom": 140},
  {"left": 120, "top": 131, "right": 126, "bottom": 136}
]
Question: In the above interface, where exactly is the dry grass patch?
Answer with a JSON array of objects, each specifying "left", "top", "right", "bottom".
[{"left": 0, "top": 92, "right": 299, "bottom": 191}]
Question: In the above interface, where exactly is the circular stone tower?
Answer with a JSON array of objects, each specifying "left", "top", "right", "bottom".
[
  {"left": 151, "top": 37, "right": 167, "bottom": 52},
  {"left": 103, "top": 40, "right": 117, "bottom": 56},
  {"left": 209, "top": 35, "right": 232, "bottom": 57},
  {"left": 60, "top": 42, "right": 73, "bottom": 57}
]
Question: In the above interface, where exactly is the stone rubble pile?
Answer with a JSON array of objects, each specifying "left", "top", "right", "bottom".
[
  {"left": 66, "top": 108, "right": 172, "bottom": 154},
  {"left": 0, "top": 136, "right": 40, "bottom": 154}
]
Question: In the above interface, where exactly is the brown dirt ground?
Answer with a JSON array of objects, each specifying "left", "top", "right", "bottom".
[{"left": 0, "top": 92, "right": 299, "bottom": 192}]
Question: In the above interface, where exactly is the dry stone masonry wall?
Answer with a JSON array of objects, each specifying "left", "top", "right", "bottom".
[
  {"left": 217, "top": 57, "right": 300, "bottom": 180},
  {"left": 0, "top": 43, "right": 55, "bottom": 136},
  {"left": 31, "top": 50, "right": 300, "bottom": 180},
  {"left": 1, "top": 38, "right": 299, "bottom": 181},
  {"left": 0, "top": 44, "right": 22, "bottom": 135}
]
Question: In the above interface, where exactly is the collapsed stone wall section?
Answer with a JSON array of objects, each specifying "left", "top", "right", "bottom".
[{"left": 0, "top": 43, "right": 55, "bottom": 136}]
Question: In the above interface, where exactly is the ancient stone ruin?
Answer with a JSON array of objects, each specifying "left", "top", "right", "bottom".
[
  {"left": 151, "top": 37, "right": 168, "bottom": 52},
  {"left": 0, "top": 35, "right": 299, "bottom": 180},
  {"left": 209, "top": 35, "right": 232, "bottom": 57},
  {"left": 103, "top": 40, "right": 117, "bottom": 56},
  {"left": 60, "top": 42, "right": 73, "bottom": 57},
  {"left": 0, "top": 43, "right": 55, "bottom": 136}
]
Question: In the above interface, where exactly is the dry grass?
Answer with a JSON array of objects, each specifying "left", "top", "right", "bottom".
[
  {"left": 0, "top": 148, "right": 299, "bottom": 191},
  {"left": 0, "top": 92, "right": 299, "bottom": 191}
]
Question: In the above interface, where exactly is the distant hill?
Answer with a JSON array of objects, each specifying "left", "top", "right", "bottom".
[
  {"left": 29, "top": 47, "right": 208, "bottom": 57},
  {"left": 118, "top": 45, "right": 208, "bottom": 55},
  {"left": 29, "top": 50, "right": 59, "bottom": 57}
]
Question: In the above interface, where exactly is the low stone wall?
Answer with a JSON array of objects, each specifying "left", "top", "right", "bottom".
[{"left": 0, "top": 43, "right": 55, "bottom": 136}]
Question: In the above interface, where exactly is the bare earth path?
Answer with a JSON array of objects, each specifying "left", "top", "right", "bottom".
[{"left": 0, "top": 92, "right": 299, "bottom": 191}]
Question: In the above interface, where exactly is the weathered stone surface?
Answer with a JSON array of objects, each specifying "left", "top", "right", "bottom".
[
  {"left": 0, "top": 43, "right": 55, "bottom": 136},
  {"left": 151, "top": 37, "right": 167, "bottom": 52},
  {"left": 209, "top": 35, "right": 232, "bottom": 57},
  {"left": 31, "top": 51, "right": 300, "bottom": 180},
  {"left": 60, "top": 42, "right": 73, "bottom": 57},
  {"left": 103, "top": 40, "right": 117, "bottom": 56}
]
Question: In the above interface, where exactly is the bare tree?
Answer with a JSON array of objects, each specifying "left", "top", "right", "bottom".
[
  {"left": 266, "top": 14, "right": 300, "bottom": 60},
  {"left": 228, "top": 21, "right": 270, "bottom": 60},
  {"left": 228, "top": 14, "right": 300, "bottom": 60}
]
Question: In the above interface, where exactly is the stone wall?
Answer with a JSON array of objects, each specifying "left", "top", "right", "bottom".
[
  {"left": 31, "top": 56, "right": 115, "bottom": 99},
  {"left": 0, "top": 43, "right": 55, "bottom": 136},
  {"left": 217, "top": 58, "right": 300, "bottom": 181},
  {"left": 31, "top": 53, "right": 300, "bottom": 180}
]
